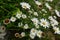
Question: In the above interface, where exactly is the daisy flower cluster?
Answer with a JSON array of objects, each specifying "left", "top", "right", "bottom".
[{"left": 0, "top": 0, "right": 60, "bottom": 40}]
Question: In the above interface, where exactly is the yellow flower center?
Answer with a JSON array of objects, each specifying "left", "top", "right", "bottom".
[
  {"left": 24, "top": 6, "right": 27, "bottom": 9},
  {"left": 42, "top": 22, "right": 46, "bottom": 25},
  {"left": 32, "top": 30, "right": 35, "bottom": 33},
  {"left": 38, "top": 32, "right": 41, "bottom": 35}
]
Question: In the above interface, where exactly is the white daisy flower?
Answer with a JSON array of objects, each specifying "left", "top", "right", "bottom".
[
  {"left": 53, "top": 27, "right": 60, "bottom": 34},
  {"left": 35, "top": 1, "right": 42, "bottom": 6},
  {"left": 30, "top": 28, "right": 37, "bottom": 39},
  {"left": 48, "top": 16, "right": 59, "bottom": 27},
  {"left": 16, "top": 13, "right": 22, "bottom": 19},
  {"left": 10, "top": 17, "right": 16, "bottom": 22},
  {"left": 34, "top": 12, "right": 38, "bottom": 16},
  {"left": 21, "top": 14, "right": 27, "bottom": 19},
  {"left": 55, "top": 10, "right": 60, "bottom": 17},
  {"left": 20, "top": 2, "right": 31, "bottom": 9},
  {"left": 40, "top": 18, "right": 50, "bottom": 28},
  {"left": 24, "top": 24, "right": 29, "bottom": 29},
  {"left": 21, "top": 32, "right": 25, "bottom": 37},
  {"left": 37, "top": 30, "right": 43, "bottom": 38},
  {"left": 31, "top": 18, "right": 39, "bottom": 25},
  {"left": 45, "top": 3, "right": 52, "bottom": 10},
  {"left": 30, "top": 28, "right": 37, "bottom": 35},
  {"left": 50, "top": 20, "right": 58, "bottom": 27},
  {"left": 48, "top": 16, "right": 54, "bottom": 20},
  {"left": 30, "top": 33, "right": 35, "bottom": 39}
]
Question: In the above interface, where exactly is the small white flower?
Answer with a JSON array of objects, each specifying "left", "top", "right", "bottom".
[
  {"left": 30, "top": 33, "right": 35, "bottom": 39},
  {"left": 15, "top": 33, "right": 20, "bottom": 38},
  {"left": 40, "top": 18, "right": 50, "bottom": 28},
  {"left": 35, "top": 24, "right": 39, "bottom": 29},
  {"left": 16, "top": 13, "right": 22, "bottom": 19},
  {"left": 53, "top": 27, "right": 60, "bottom": 34},
  {"left": 46, "top": 0, "right": 53, "bottom": 2},
  {"left": 20, "top": 2, "right": 31, "bottom": 9},
  {"left": 37, "top": 30, "right": 43, "bottom": 38},
  {"left": 3, "top": 19, "right": 10, "bottom": 25},
  {"left": 42, "top": 9, "right": 47, "bottom": 13},
  {"left": 34, "top": 12, "right": 38, "bottom": 16},
  {"left": 0, "top": 26, "right": 6, "bottom": 33},
  {"left": 50, "top": 20, "right": 58, "bottom": 27},
  {"left": 48, "top": 16, "right": 59, "bottom": 27},
  {"left": 22, "top": 14, "right": 27, "bottom": 19},
  {"left": 0, "top": 26, "right": 6, "bottom": 39},
  {"left": 45, "top": 3, "right": 52, "bottom": 10},
  {"left": 24, "top": 24, "right": 29, "bottom": 29},
  {"left": 21, "top": 32, "right": 25, "bottom": 37},
  {"left": 18, "top": 23, "right": 23, "bottom": 27},
  {"left": 35, "top": 1, "right": 42, "bottom": 6},
  {"left": 31, "top": 18, "right": 39, "bottom": 25},
  {"left": 53, "top": 16, "right": 57, "bottom": 19},
  {"left": 10, "top": 17, "right": 16, "bottom": 22},
  {"left": 28, "top": 10, "right": 32, "bottom": 13},
  {"left": 55, "top": 10, "right": 60, "bottom": 17},
  {"left": 48, "top": 16, "right": 54, "bottom": 20},
  {"left": 30, "top": 28, "right": 37, "bottom": 35}
]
